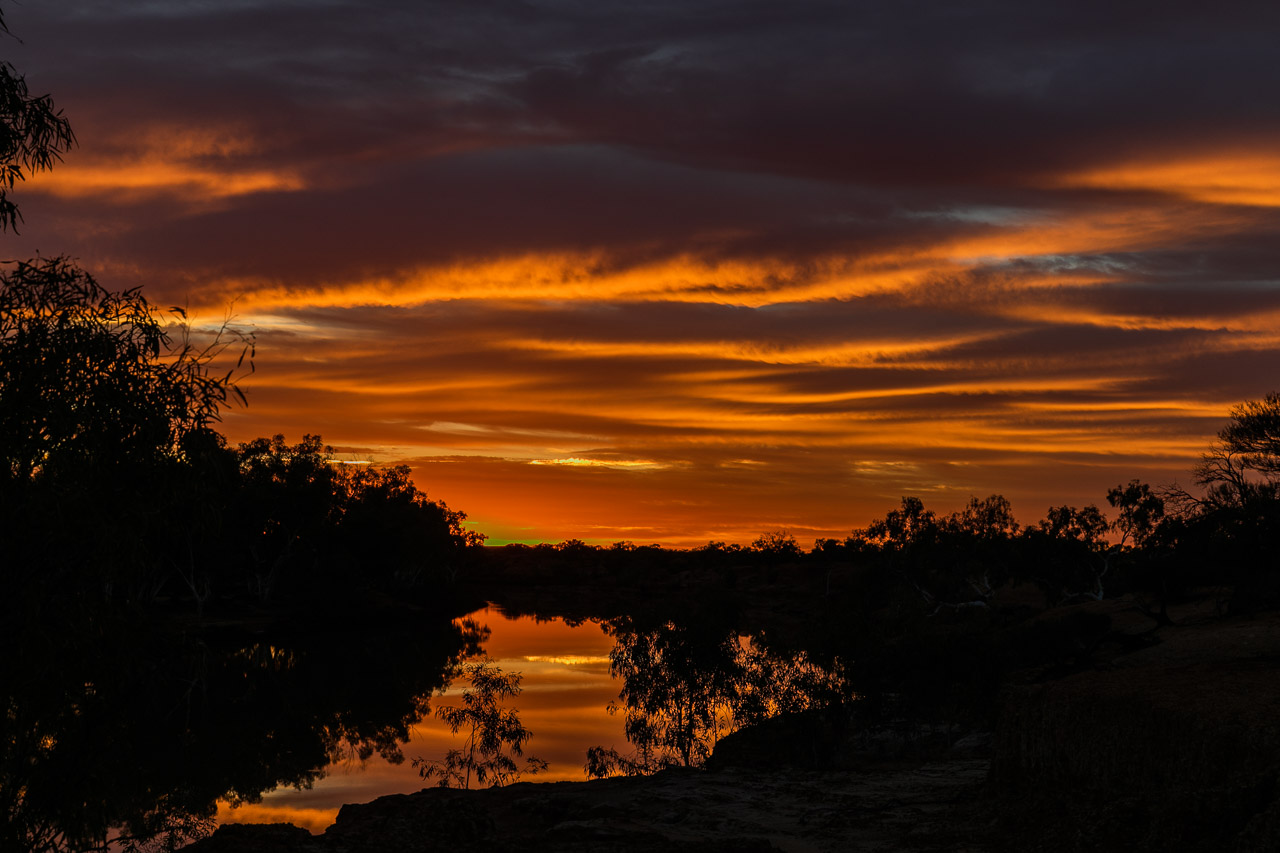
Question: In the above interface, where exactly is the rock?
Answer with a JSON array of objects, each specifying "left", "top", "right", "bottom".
[
  {"left": 707, "top": 708, "right": 852, "bottom": 770},
  {"left": 947, "top": 731, "right": 994, "bottom": 758},
  {"left": 991, "top": 612, "right": 1280, "bottom": 851},
  {"left": 183, "top": 822, "right": 321, "bottom": 853},
  {"left": 324, "top": 789, "right": 497, "bottom": 852}
]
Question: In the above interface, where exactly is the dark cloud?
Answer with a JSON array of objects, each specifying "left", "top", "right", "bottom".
[
  {"left": 5, "top": 0, "right": 1279, "bottom": 541},
  {"left": 18, "top": 1, "right": 1280, "bottom": 186}
]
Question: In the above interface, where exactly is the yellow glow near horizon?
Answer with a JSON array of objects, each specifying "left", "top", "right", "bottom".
[
  {"left": 216, "top": 802, "right": 337, "bottom": 835},
  {"left": 522, "top": 654, "right": 613, "bottom": 665},
  {"left": 529, "top": 458, "right": 670, "bottom": 470}
]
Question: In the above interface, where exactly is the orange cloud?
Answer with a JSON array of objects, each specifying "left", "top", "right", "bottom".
[
  {"left": 33, "top": 160, "right": 302, "bottom": 199},
  {"left": 29, "top": 124, "right": 303, "bottom": 201},
  {"left": 222, "top": 253, "right": 913, "bottom": 314},
  {"left": 1056, "top": 150, "right": 1280, "bottom": 207},
  {"left": 190, "top": 192, "right": 1258, "bottom": 324}
]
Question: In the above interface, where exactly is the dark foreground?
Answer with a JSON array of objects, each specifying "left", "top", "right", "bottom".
[
  {"left": 194, "top": 759, "right": 991, "bottom": 853},
  {"left": 187, "top": 599, "right": 1280, "bottom": 853}
]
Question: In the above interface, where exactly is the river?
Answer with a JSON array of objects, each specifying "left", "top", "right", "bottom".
[
  {"left": 5, "top": 596, "right": 848, "bottom": 851},
  {"left": 215, "top": 606, "right": 629, "bottom": 833}
]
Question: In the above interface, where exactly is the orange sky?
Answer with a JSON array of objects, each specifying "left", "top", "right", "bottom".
[{"left": 8, "top": 2, "right": 1280, "bottom": 545}]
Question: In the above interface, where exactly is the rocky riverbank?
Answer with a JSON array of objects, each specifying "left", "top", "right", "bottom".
[{"left": 189, "top": 757, "right": 993, "bottom": 852}]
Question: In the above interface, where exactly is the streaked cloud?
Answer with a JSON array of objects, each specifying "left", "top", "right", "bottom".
[
  {"left": 6, "top": 0, "right": 1279, "bottom": 543},
  {"left": 1056, "top": 151, "right": 1280, "bottom": 208}
]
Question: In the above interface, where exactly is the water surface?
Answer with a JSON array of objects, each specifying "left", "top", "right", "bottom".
[{"left": 217, "top": 606, "right": 627, "bottom": 832}]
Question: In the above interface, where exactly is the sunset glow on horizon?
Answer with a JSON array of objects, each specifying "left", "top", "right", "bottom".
[{"left": 8, "top": 2, "right": 1280, "bottom": 546}]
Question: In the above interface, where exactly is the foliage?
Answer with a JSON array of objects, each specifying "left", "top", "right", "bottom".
[
  {"left": 3, "top": 604, "right": 481, "bottom": 853},
  {"left": 0, "top": 258, "right": 485, "bottom": 610},
  {"left": 334, "top": 461, "right": 485, "bottom": 586},
  {"left": 0, "top": 9, "right": 75, "bottom": 232},
  {"left": 1025, "top": 504, "right": 1112, "bottom": 602},
  {"left": 751, "top": 529, "right": 801, "bottom": 558},
  {"left": 0, "top": 257, "right": 253, "bottom": 483},
  {"left": 1217, "top": 392, "right": 1280, "bottom": 478},
  {"left": 0, "top": 5, "right": 478, "bottom": 612},
  {"left": 0, "top": 8, "right": 484, "bottom": 850},
  {"left": 1148, "top": 392, "right": 1280, "bottom": 604},
  {"left": 846, "top": 495, "right": 1023, "bottom": 610},
  {"left": 413, "top": 661, "right": 546, "bottom": 788},
  {"left": 859, "top": 495, "right": 939, "bottom": 549},
  {"left": 1107, "top": 479, "right": 1165, "bottom": 549},
  {"left": 1180, "top": 392, "right": 1280, "bottom": 514},
  {"left": 603, "top": 616, "right": 743, "bottom": 771},
  {"left": 0, "top": 258, "right": 258, "bottom": 605},
  {"left": 944, "top": 494, "right": 1019, "bottom": 541},
  {"left": 586, "top": 616, "right": 849, "bottom": 778},
  {"left": 732, "top": 638, "right": 847, "bottom": 727},
  {"left": 229, "top": 434, "right": 481, "bottom": 601}
]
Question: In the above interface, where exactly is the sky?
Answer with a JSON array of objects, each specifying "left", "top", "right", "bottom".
[{"left": 7, "top": 1, "right": 1280, "bottom": 545}]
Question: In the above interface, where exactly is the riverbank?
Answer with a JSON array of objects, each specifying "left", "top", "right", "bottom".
[{"left": 188, "top": 757, "right": 993, "bottom": 852}]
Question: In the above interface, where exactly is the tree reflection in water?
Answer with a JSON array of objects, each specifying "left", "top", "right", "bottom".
[
  {"left": 586, "top": 613, "right": 850, "bottom": 777},
  {"left": 1, "top": 607, "right": 483, "bottom": 853},
  {"left": 3, "top": 600, "right": 852, "bottom": 849}
]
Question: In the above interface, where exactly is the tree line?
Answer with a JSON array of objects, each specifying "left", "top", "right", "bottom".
[
  {"left": 494, "top": 389, "right": 1280, "bottom": 622},
  {"left": 483, "top": 398, "right": 1280, "bottom": 743}
]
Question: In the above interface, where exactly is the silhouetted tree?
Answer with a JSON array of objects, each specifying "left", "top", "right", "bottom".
[
  {"left": 232, "top": 435, "right": 336, "bottom": 600},
  {"left": 945, "top": 494, "right": 1020, "bottom": 541},
  {"left": 732, "top": 636, "right": 848, "bottom": 728},
  {"left": 0, "top": 259, "right": 253, "bottom": 604},
  {"left": 1024, "top": 504, "right": 1112, "bottom": 603},
  {"left": 1161, "top": 394, "right": 1280, "bottom": 607},
  {"left": 848, "top": 496, "right": 941, "bottom": 605},
  {"left": 585, "top": 614, "right": 851, "bottom": 779},
  {"left": 0, "top": 258, "right": 252, "bottom": 483},
  {"left": 228, "top": 435, "right": 480, "bottom": 601},
  {"left": 935, "top": 495, "right": 1020, "bottom": 607},
  {"left": 333, "top": 462, "right": 482, "bottom": 588},
  {"left": 1103, "top": 479, "right": 1177, "bottom": 620},
  {"left": 848, "top": 496, "right": 1018, "bottom": 612},
  {"left": 1107, "top": 480, "right": 1164, "bottom": 550},
  {"left": 3, "top": 606, "right": 480, "bottom": 852},
  {"left": 1172, "top": 393, "right": 1280, "bottom": 514},
  {"left": 0, "top": 8, "right": 75, "bottom": 231},
  {"left": 751, "top": 529, "right": 801, "bottom": 558},
  {"left": 599, "top": 615, "right": 743, "bottom": 771},
  {"left": 1217, "top": 392, "right": 1280, "bottom": 478},
  {"left": 413, "top": 661, "right": 546, "bottom": 788},
  {"left": 862, "top": 496, "right": 939, "bottom": 547}
]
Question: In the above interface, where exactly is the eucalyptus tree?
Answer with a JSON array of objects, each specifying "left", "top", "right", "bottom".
[{"left": 0, "top": 6, "right": 75, "bottom": 231}]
